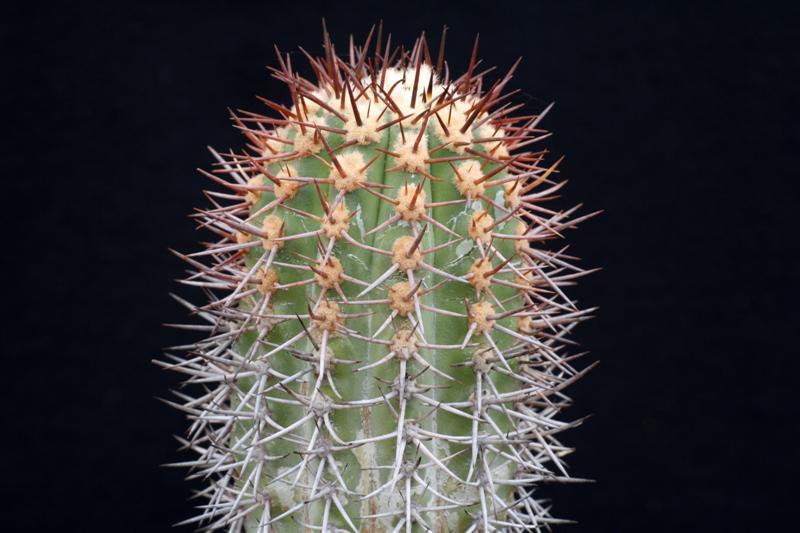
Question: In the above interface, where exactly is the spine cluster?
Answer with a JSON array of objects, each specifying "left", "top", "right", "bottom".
[{"left": 160, "top": 24, "right": 597, "bottom": 533}]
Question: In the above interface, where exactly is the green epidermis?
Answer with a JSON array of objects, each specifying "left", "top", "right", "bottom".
[{"left": 234, "top": 107, "right": 522, "bottom": 532}]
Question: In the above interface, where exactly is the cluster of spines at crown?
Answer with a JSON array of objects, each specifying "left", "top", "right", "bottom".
[{"left": 160, "top": 21, "right": 598, "bottom": 533}]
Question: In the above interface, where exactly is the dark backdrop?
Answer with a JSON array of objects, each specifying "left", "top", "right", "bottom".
[{"left": 4, "top": 1, "right": 798, "bottom": 532}]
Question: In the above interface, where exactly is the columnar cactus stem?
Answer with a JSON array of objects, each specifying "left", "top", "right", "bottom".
[{"left": 159, "top": 24, "right": 597, "bottom": 532}]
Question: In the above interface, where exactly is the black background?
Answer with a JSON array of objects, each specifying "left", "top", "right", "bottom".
[{"left": 4, "top": 1, "right": 799, "bottom": 531}]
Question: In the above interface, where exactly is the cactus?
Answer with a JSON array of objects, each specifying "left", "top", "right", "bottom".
[{"left": 160, "top": 24, "right": 596, "bottom": 533}]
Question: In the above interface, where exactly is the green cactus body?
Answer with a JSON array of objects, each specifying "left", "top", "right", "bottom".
[{"left": 163, "top": 26, "right": 594, "bottom": 533}]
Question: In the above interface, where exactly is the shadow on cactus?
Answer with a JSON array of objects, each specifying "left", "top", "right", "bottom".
[{"left": 158, "top": 22, "right": 599, "bottom": 533}]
